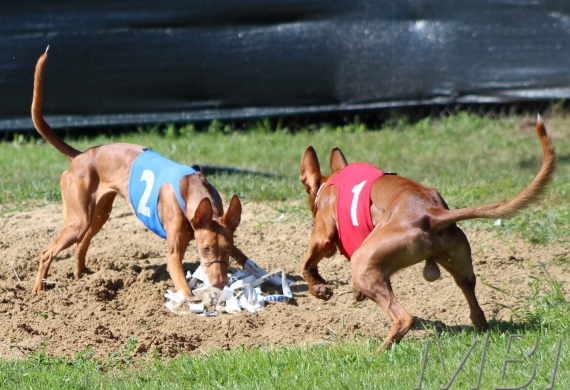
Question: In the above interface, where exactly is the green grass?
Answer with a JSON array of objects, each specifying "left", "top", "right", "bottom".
[
  {"left": 1, "top": 276, "right": 568, "bottom": 389},
  {"left": 1, "top": 112, "right": 569, "bottom": 242},
  {"left": 4, "top": 336, "right": 568, "bottom": 389}
]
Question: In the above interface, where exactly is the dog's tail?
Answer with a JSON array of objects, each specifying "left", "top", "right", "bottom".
[
  {"left": 430, "top": 116, "right": 556, "bottom": 231},
  {"left": 31, "top": 47, "right": 81, "bottom": 161}
]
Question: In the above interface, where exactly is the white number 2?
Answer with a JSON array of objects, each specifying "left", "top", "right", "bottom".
[
  {"left": 350, "top": 180, "right": 366, "bottom": 226},
  {"left": 138, "top": 170, "right": 155, "bottom": 218}
]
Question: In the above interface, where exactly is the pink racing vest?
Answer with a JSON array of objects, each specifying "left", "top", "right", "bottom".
[{"left": 325, "top": 163, "right": 385, "bottom": 260}]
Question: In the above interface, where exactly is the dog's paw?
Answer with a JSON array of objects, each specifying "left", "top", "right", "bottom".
[
  {"left": 472, "top": 315, "right": 489, "bottom": 332},
  {"left": 376, "top": 340, "right": 394, "bottom": 352},
  {"left": 352, "top": 285, "right": 367, "bottom": 302},
  {"left": 311, "top": 284, "right": 333, "bottom": 301}
]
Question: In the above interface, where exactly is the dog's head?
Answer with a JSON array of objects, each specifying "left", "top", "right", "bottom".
[
  {"left": 299, "top": 146, "right": 348, "bottom": 215},
  {"left": 189, "top": 194, "right": 241, "bottom": 289}
]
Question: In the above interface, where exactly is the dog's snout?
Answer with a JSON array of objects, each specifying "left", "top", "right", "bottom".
[{"left": 210, "top": 278, "right": 227, "bottom": 288}]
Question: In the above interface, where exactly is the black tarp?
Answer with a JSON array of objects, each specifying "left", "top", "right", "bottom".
[{"left": 2, "top": 1, "right": 570, "bottom": 131}]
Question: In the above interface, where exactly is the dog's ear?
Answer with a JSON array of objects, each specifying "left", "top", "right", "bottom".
[
  {"left": 222, "top": 194, "right": 241, "bottom": 232},
  {"left": 300, "top": 146, "right": 322, "bottom": 193},
  {"left": 300, "top": 146, "right": 324, "bottom": 213},
  {"left": 191, "top": 197, "right": 213, "bottom": 230},
  {"left": 330, "top": 147, "right": 347, "bottom": 173}
]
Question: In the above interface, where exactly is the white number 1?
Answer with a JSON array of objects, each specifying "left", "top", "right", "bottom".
[
  {"left": 138, "top": 170, "right": 154, "bottom": 218},
  {"left": 350, "top": 180, "right": 366, "bottom": 226}
]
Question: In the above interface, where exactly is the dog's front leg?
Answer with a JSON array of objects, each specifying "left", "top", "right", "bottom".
[
  {"left": 302, "top": 217, "right": 337, "bottom": 301},
  {"left": 302, "top": 250, "right": 332, "bottom": 301},
  {"left": 160, "top": 190, "right": 194, "bottom": 298},
  {"left": 165, "top": 231, "right": 193, "bottom": 298}
]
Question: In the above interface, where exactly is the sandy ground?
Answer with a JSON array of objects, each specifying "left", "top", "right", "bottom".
[{"left": 0, "top": 199, "right": 568, "bottom": 359}]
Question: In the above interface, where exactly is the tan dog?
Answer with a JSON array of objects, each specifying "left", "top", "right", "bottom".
[
  {"left": 31, "top": 50, "right": 249, "bottom": 296},
  {"left": 299, "top": 118, "right": 555, "bottom": 350}
]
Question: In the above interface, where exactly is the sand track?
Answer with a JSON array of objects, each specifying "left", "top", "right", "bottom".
[{"left": 0, "top": 200, "right": 568, "bottom": 359}]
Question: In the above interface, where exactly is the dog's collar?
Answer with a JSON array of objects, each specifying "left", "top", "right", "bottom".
[
  {"left": 203, "top": 259, "right": 229, "bottom": 267},
  {"left": 314, "top": 182, "right": 326, "bottom": 208}
]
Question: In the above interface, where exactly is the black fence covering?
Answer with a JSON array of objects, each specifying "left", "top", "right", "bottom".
[{"left": 2, "top": 1, "right": 570, "bottom": 131}]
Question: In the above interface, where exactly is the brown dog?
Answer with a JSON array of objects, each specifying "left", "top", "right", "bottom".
[
  {"left": 299, "top": 118, "right": 555, "bottom": 350},
  {"left": 31, "top": 49, "right": 249, "bottom": 296}
]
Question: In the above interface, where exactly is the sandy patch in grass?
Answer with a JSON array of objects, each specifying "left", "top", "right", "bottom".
[{"left": 0, "top": 200, "right": 568, "bottom": 359}]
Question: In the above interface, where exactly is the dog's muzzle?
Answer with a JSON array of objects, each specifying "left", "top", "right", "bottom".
[{"left": 202, "top": 260, "right": 229, "bottom": 267}]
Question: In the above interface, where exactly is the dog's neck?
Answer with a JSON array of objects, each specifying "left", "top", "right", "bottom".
[{"left": 314, "top": 182, "right": 326, "bottom": 208}]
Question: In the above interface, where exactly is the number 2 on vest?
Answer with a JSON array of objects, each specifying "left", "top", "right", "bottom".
[
  {"left": 350, "top": 180, "right": 366, "bottom": 226},
  {"left": 138, "top": 170, "right": 155, "bottom": 218}
]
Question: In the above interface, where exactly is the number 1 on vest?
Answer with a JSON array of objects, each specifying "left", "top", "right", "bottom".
[{"left": 351, "top": 180, "right": 366, "bottom": 226}]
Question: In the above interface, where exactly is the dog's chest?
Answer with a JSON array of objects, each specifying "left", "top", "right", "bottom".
[{"left": 326, "top": 163, "right": 385, "bottom": 259}]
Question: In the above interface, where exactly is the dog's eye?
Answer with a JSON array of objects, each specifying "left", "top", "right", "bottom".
[
  {"left": 225, "top": 247, "right": 231, "bottom": 253},
  {"left": 203, "top": 247, "right": 210, "bottom": 254}
]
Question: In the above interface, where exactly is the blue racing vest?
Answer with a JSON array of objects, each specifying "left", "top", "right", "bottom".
[{"left": 128, "top": 149, "right": 198, "bottom": 238}]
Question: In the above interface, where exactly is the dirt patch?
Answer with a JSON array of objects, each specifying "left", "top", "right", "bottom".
[{"left": 0, "top": 200, "right": 568, "bottom": 359}]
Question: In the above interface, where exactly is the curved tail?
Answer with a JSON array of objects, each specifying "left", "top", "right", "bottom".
[
  {"left": 431, "top": 116, "right": 556, "bottom": 231},
  {"left": 31, "top": 48, "right": 81, "bottom": 161}
]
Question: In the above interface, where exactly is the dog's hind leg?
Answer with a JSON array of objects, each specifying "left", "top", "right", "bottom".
[
  {"left": 434, "top": 224, "right": 488, "bottom": 331},
  {"left": 74, "top": 192, "right": 116, "bottom": 279},
  {"left": 32, "top": 173, "right": 95, "bottom": 293},
  {"left": 350, "top": 225, "right": 429, "bottom": 350},
  {"left": 353, "top": 268, "right": 414, "bottom": 350}
]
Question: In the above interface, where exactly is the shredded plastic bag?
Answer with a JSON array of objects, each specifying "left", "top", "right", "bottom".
[{"left": 164, "top": 258, "right": 293, "bottom": 316}]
